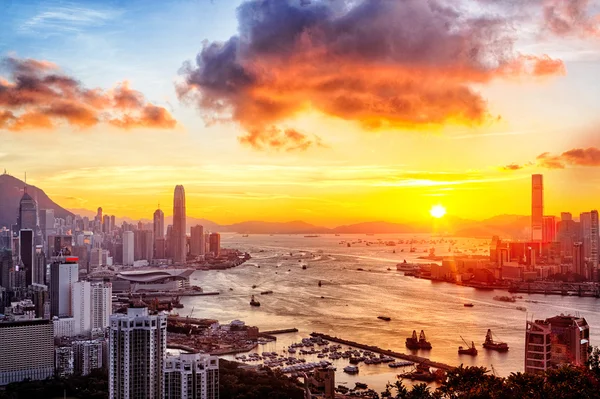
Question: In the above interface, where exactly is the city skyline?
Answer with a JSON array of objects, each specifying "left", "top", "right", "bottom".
[{"left": 2, "top": 1, "right": 600, "bottom": 225}]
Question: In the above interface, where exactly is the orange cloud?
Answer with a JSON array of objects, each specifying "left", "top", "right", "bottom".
[
  {"left": 239, "top": 126, "right": 322, "bottom": 152},
  {"left": 0, "top": 57, "right": 176, "bottom": 131},
  {"left": 535, "top": 147, "right": 600, "bottom": 169},
  {"left": 543, "top": 0, "right": 600, "bottom": 36},
  {"left": 178, "top": 0, "right": 565, "bottom": 151}
]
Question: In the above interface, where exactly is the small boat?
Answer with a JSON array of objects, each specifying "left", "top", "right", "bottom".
[
  {"left": 250, "top": 295, "right": 261, "bottom": 307},
  {"left": 378, "top": 316, "right": 391, "bottom": 321},
  {"left": 516, "top": 306, "right": 527, "bottom": 311},
  {"left": 464, "top": 303, "right": 474, "bottom": 307},
  {"left": 260, "top": 290, "right": 273, "bottom": 295},
  {"left": 355, "top": 382, "right": 368, "bottom": 390},
  {"left": 252, "top": 285, "right": 257, "bottom": 289},
  {"left": 458, "top": 336, "right": 478, "bottom": 356},
  {"left": 482, "top": 329, "right": 509, "bottom": 352},
  {"left": 302, "top": 265, "right": 307, "bottom": 270},
  {"left": 343, "top": 365, "right": 359, "bottom": 374},
  {"left": 318, "top": 280, "right": 322, "bottom": 287}
]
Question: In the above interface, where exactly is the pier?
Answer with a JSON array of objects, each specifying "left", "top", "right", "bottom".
[
  {"left": 261, "top": 328, "right": 299, "bottom": 335},
  {"left": 508, "top": 282, "right": 600, "bottom": 297},
  {"left": 310, "top": 332, "right": 455, "bottom": 371}
]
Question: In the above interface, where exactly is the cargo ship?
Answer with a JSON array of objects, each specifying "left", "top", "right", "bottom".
[
  {"left": 396, "top": 260, "right": 420, "bottom": 271},
  {"left": 406, "top": 330, "right": 432, "bottom": 350},
  {"left": 482, "top": 329, "right": 509, "bottom": 352}
]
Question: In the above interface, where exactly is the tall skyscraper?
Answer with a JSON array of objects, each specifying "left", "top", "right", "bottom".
[
  {"left": 122, "top": 231, "right": 134, "bottom": 266},
  {"left": 573, "top": 242, "right": 585, "bottom": 277},
  {"left": 50, "top": 258, "right": 79, "bottom": 318},
  {"left": 173, "top": 185, "right": 186, "bottom": 264},
  {"left": 542, "top": 216, "right": 557, "bottom": 243},
  {"left": 531, "top": 174, "right": 543, "bottom": 242},
  {"left": 208, "top": 233, "right": 220, "bottom": 257},
  {"left": 0, "top": 319, "right": 54, "bottom": 385},
  {"left": 190, "top": 225, "right": 205, "bottom": 257},
  {"left": 134, "top": 230, "right": 154, "bottom": 262},
  {"left": 18, "top": 189, "right": 38, "bottom": 232},
  {"left": 109, "top": 307, "right": 167, "bottom": 399},
  {"left": 19, "top": 229, "right": 34, "bottom": 286},
  {"left": 91, "top": 281, "right": 112, "bottom": 333},
  {"left": 153, "top": 208, "right": 164, "bottom": 239},
  {"left": 72, "top": 281, "right": 92, "bottom": 336},
  {"left": 591, "top": 210, "right": 599, "bottom": 281},
  {"left": 164, "top": 353, "right": 219, "bottom": 399}
]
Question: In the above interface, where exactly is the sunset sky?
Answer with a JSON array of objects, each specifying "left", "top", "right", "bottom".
[{"left": 2, "top": 0, "right": 600, "bottom": 226}]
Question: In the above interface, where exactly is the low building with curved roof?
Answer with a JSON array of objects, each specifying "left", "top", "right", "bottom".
[{"left": 113, "top": 269, "right": 194, "bottom": 292}]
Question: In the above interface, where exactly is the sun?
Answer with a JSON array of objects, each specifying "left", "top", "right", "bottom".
[{"left": 430, "top": 205, "right": 446, "bottom": 219}]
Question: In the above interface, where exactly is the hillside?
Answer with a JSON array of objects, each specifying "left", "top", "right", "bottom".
[{"left": 0, "top": 173, "right": 73, "bottom": 229}]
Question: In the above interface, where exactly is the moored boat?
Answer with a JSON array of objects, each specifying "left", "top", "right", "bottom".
[
  {"left": 482, "top": 329, "right": 509, "bottom": 352},
  {"left": 378, "top": 316, "right": 391, "bottom": 321},
  {"left": 250, "top": 295, "right": 261, "bottom": 307},
  {"left": 458, "top": 336, "right": 478, "bottom": 356}
]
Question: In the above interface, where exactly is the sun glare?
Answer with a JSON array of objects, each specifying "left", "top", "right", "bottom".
[{"left": 430, "top": 205, "right": 446, "bottom": 219}]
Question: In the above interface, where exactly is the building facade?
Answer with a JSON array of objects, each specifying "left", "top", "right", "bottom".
[
  {"left": 190, "top": 225, "right": 205, "bottom": 257},
  {"left": 73, "top": 339, "right": 105, "bottom": 376},
  {"left": 208, "top": 233, "right": 220, "bottom": 257},
  {"left": 531, "top": 174, "right": 544, "bottom": 242},
  {"left": 109, "top": 307, "right": 167, "bottom": 399},
  {"left": 50, "top": 259, "right": 79, "bottom": 318},
  {"left": 0, "top": 319, "right": 54, "bottom": 385},
  {"left": 164, "top": 353, "right": 219, "bottom": 399},
  {"left": 123, "top": 231, "right": 134, "bottom": 266},
  {"left": 172, "top": 185, "right": 186, "bottom": 264}
]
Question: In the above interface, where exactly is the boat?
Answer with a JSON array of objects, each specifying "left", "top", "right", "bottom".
[
  {"left": 343, "top": 365, "right": 359, "bottom": 374},
  {"left": 242, "top": 234, "right": 249, "bottom": 237},
  {"left": 516, "top": 306, "right": 527, "bottom": 311},
  {"left": 458, "top": 336, "right": 478, "bottom": 356},
  {"left": 302, "top": 265, "right": 307, "bottom": 270},
  {"left": 482, "top": 329, "right": 509, "bottom": 352},
  {"left": 252, "top": 285, "right": 257, "bottom": 289},
  {"left": 406, "top": 330, "right": 432, "bottom": 350},
  {"left": 357, "top": 268, "right": 364, "bottom": 271},
  {"left": 260, "top": 290, "right": 273, "bottom": 295},
  {"left": 378, "top": 316, "right": 391, "bottom": 321},
  {"left": 355, "top": 382, "right": 368, "bottom": 390},
  {"left": 250, "top": 295, "right": 261, "bottom": 307},
  {"left": 398, "top": 364, "right": 436, "bottom": 382},
  {"left": 396, "top": 260, "right": 420, "bottom": 271},
  {"left": 318, "top": 280, "right": 322, "bottom": 287},
  {"left": 493, "top": 295, "right": 516, "bottom": 303},
  {"left": 389, "top": 361, "right": 414, "bottom": 368},
  {"left": 304, "top": 235, "right": 320, "bottom": 238},
  {"left": 464, "top": 303, "right": 474, "bottom": 307}
]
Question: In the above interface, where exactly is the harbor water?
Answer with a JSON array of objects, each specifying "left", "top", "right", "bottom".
[{"left": 181, "top": 233, "right": 600, "bottom": 392}]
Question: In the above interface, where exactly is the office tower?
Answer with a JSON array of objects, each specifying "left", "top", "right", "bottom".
[
  {"left": 557, "top": 215, "right": 580, "bottom": 258},
  {"left": 30, "top": 283, "right": 49, "bottom": 319},
  {"left": 525, "top": 315, "right": 589, "bottom": 374},
  {"left": 72, "top": 281, "right": 92, "bottom": 336},
  {"left": 592, "top": 210, "right": 599, "bottom": 281},
  {"left": 50, "top": 258, "right": 79, "bottom": 318},
  {"left": 73, "top": 339, "right": 104, "bottom": 376},
  {"left": 165, "top": 225, "right": 173, "bottom": 258},
  {"left": 0, "top": 319, "right": 54, "bottom": 385},
  {"left": 531, "top": 174, "right": 543, "bottom": 242},
  {"left": 103, "top": 215, "right": 111, "bottom": 234},
  {"left": 573, "top": 242, "right": 585, "bottom": 277},
  {"left": 91, "top": 281, "right": 112, "bottom": 333},
  {"left": 122, "top": 231, "right": 134, "bottom": 266},
  {"left": 90, "top": 247, "right": 103, "bottom": 268},
  {"left": 48, "top": 235, "right": 73, "bottom": 257},
  {"left": 580, "top": 212, "right": 592, "bottom": 259},
  {"left": 19, "top": 229, "right": 34, "bottom": 286},
  {"left": 190, "top": 225, "right": 205, "bottom": 257},
  {"left": 96, "top": 207, "right": 103, "bottom": 223},
  {"left": 153, "top": 209, "right": 164, "bottom": 239},
  {"left": 134, "top": 230, "right": 154, "bottom": 262},
  {"left": 109, "top": 307, "right": 167, "bottom": 399},
  {"left": 34, "top": 245, "right": 46, "bottom": 285},
  {"left": 164, "top": 353, "right": 219, "bottom": 399},
  {"left": 542, "top": 216, "right": 557, "bottom": 243},
  {"left": 0, "top": 249, "right": 11, "bottom": 289},
  {"left": 39, "top": 209, "right": 55, "bottom": 243},
  {"left": 18, "top": 189, "right": 38, "bottom": 232},
  {"left": 155, "top": 238, "right": 166, "bottom": 259},
  {"left": 561, "top": 212, "right": 572, "bottom": 221},
  {"left": 110, "top": 215, "right": 116, "bottom": 231},
  {"left": 173, "top": 185, "right": 187, "bottom": 264},
  {"left": 208, "top": 233, "right": 220, "bottom": 257},
  {"left": 55, "top": 346, "right": 74, "bottom": 377}
]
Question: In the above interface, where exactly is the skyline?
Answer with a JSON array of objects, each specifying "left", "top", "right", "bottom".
[{"left": 3, "top": 0, "right": 600, "bottom": 225}]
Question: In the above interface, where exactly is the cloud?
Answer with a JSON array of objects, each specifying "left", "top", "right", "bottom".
[
  {"left": 178, "top": 0, "right": 565, "bottom": 151},
  {"left": 501, "top": 163, "right": 525, "bottom": 171},
  {"left": 239, "top": 126, "right": 324, "bottom": 151},
  {"left": 19, "top": 5, "right": 120, "bottom": 35},
  {"left": 0, "top": 57, "right": 176, "bottom": 131},
  {"left": 543, "top": 0, "right": 600, "bottom": 36},
  {"left": 537, "top": 147, "right": 600, "bottom": 168}
]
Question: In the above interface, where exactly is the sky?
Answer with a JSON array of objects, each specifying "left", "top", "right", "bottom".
[{"left": 2, "top": 0, "right": 600, "bottom": 227}]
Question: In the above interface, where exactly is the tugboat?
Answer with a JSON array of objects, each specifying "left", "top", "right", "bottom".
[
  {"left": 482, "top": 329, "right": 509, "bottom": 352},
  {"left": 406, "top": 330, "right": 432, "bottom": 349},
  {"left": 250, "top": 295, "right": 261, "bottom": 307},
  {"left": 458, "top": 336, "right": 478, "bottom": 356},
  {"left": 464, "top": 303, "right": 474, "bottom": 307},
  {"left": 377, "top": 316, "right": 391, "bottom": 321},
  {"left": 318, "top": 280, "right": 322, "bottom": 287}
]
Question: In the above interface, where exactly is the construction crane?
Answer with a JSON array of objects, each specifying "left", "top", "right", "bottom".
[{"left": 188, "top": 306, "right": 195, "bottom": 319}]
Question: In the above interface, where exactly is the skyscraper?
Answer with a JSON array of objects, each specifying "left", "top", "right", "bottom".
[
  {"left": 18, "top": 190, "right": 38, "bottom": 232},
  {"left": 208, "top": 233, "right": 220, "bottom": 257},
  {"left": 122, "top": 231, "right": 134, "bottom": 266},
  {"left": 153, "top": 208, "right": 164, "bottom": 239},
  {"left": 531, "top": 174, "right": 543, "bottom": 242},
  {"left": 90, "top": 281, "right": 112, "bottom": 334},
  {"left": 164, "top": 353, "right": 219, "bottom": 399},
  {"left": 109, "top": 307, "right": 167, "bottom": 399},
  {"left": 190, "top": 225, "right": 205, "bottom": 257},
  {"left": 592, "top": 210, "right": 599, "bottom": 281},
  {"left": 173, "top": 186, "right": 186, "bottom": 264},
  {"left": 542, "top": 216, "right": 557, "bottom": 243},
  {"left": 72, "top": 281, "right": 92, "bottom": 336},
  {"left": 50, "top": 258, "right": 79, "bottom": 318},
  {"left": 19, "top": 229, "right": 34, "bottom": 286},
  {"left": 134, "top": 230, "right": 154, "bottom": 262}
]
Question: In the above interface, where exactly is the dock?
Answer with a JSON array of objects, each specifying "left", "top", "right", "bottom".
[
  {"left": 260, "top": 328, "right": 298, "bottom": 335},
  {"left": 310, "top": 332, "right": 455, "bottom": 371}
]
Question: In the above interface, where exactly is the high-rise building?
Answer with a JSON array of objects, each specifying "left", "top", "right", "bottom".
[
  {"left": 0, "top": 319, "right": 54, "bottom": 385},
  {"left": 50, "top": 258, "right": 79, "bottom": 318},
  {"left": 72, "top": 281, "right": 92, "bottom": 336},
  {"left": 155, "top": 238, "right": 166, "bottom": 259},
  {"left": 542, "top": 216, "right": 557, "bottom": 243},
  {"left": 208, "top": 233, "right": 220, "bottom": 257},
  {"left": 73, "top": 339, "right": 105, "bottom": 376},
  {"left": 573, "top": 242, "right": 585, "bottom": 277},
  {"left": 173, "top": 186, "right": 187, "bottom": 264},
  {"left": 19, "top": 229, "right": 34, "bottom": 286},
  {"left": 39, "top": 209, "right": 55, "bottom": 243},
  {"left": 109, "top": 307, "right": 167, "bottom": 399},
  {"left": 592, "top": 210, "right": 599, "bottom": 281},
  {"left": 190, "top": 225, "right": 205, "bottom": 257},
  {"left": 153, "top": 209, "right": 164, "bottom": 239},
  {"left": 18, "top": 189, "right": 38, "bottom": 232},
  {"left": 525, "top": 315, "right": 590, "bottom": 374},
  {"left": 122, "top": 231, "right": 134, "bottom": 266},
  {"left": 134, "top": 230, "right": 154, "bottom": 262},
  {"left": 91, "top": 281, "right": 112, "bottom": 333},
  {"left": 164, "top": 353, "right": 219, "bottom": 399},
  {"left": 103, "top": 215, "right": 112, "bottom": 234},
  {"left": 96, "top": 207, "right": 103, "bottom": 224},
  {"left": 531, "top": 174, "right": 543, "bottom": 242},
  {"left": 580, "top": 212, "right": 592, "bottom": 260},
  {"left": 110, "top": 215, "right": 116, "bottom": 231},
  {"left": 34, "top": 245, "right": 46, "bottom": 286},
  {"left": 55, "top": 346, "right": 74, "bottom": 377}
]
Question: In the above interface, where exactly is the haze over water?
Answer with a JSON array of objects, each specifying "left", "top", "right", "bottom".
[{"left": 183, "top": 234, "right": 600, "bottom": 392}]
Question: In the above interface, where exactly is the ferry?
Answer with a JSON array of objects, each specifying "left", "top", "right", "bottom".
[
  {"left": 396, "top": 260, "right": 420, "bottom": 271},
  {"left": 482, "top": 329, "right": 509, "bottom": 352}
]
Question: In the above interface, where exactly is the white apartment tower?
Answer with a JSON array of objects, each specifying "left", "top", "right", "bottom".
[
  {"left": 109, "top": 307, "right": 167, "bottom": 399},
  {"left": 72, "top": 281, "right": 92, "bottom": 336},
  {"left": 50, "top": 260, "right": 79, "bottom": 318},
  {"left": 91, "top": 281, "right": 112, "bottom": 333},
  {"left": 164, "top": 353, "right": 219, "bottom": 399},
  {"left": 123, "top": 231, "right": 134, "bottom": 266}
]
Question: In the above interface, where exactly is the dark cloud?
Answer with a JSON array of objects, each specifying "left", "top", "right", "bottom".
[
  {"left": 178, "top": 0, "right": 565, "bottom": 151},
  {"left": 0, "top": 57, "right": 177, "bottom": 131},
  {"left": 543, "top": 0, "right": 599, "bottom": 36}
]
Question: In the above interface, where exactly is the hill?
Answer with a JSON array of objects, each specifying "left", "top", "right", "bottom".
[{"left": 0, "top": 173, "right": 74, "bottom": 229}]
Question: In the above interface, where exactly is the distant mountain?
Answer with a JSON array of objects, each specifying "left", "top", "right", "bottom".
[
  {"left": 332, "top": 221, "right": 416, "bottom": 234},
  {"left": 0, "top": 173, "right": 73, "bottom": 229},
  {"left": 221, "top": 220, "right": 329, "bottom": 234},
  {"left": 453, "top": 215, "right": 530, "bottom": 239}
]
